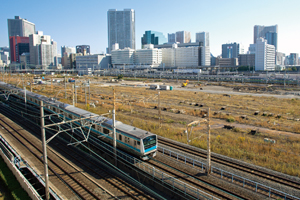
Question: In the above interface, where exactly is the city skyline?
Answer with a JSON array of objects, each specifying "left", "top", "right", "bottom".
[{"left": 0, "top": 0, "right": 300, "bottom": 57}]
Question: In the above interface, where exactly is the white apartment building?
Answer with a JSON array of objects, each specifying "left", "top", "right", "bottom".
[
  {"left": 76, "top": 54, "right": 111, "bottom": 70},
  {"left": 135, "top": 45, "right": 162, "bottom": 66},
  {"left": 255, "top": 38, "right": 275, "bottom": 71},
  {"left": 111, "top": 48, "right": 135, "bottom": 66},
  {"left": 29, "top": 31, "right": 57, "bottom": 68},
  {"left": 175, "top": 47, "right": 198, "bottom": 67},
  {"left": 162, "top": 47, "right": 176, "bottom": 67},
  {"left": 199, "top": 46, "right": 211, "bottom": 66},
  {"left": 161, "top": 44, "right": 210, "bottom": 68}
]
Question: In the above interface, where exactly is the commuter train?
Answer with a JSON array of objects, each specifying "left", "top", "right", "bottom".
[{"left": 0, "top": 81, "right": 157, "bottom": 160}]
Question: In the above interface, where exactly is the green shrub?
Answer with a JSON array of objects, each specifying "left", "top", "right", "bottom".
[
  {"left": 117, "top": 74, "right": 124, "bottom": 79},
  {"left": 0, "top": 157, "right": 30, "bottom": 200},
  {"left": 227, "top": 116, "right": 235, "bottom": 122}
]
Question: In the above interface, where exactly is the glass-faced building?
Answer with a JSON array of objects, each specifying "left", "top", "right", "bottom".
[
  {"left": 254, "top": 25, "right": 278, "bottom": 50},
  {"left": 222, "top": 43, "right": 240, "bottom": 58},
  {"left": 141, "top": 31, "right": 167, "bottom": 48}
]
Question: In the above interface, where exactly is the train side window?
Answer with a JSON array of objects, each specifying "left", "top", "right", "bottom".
[
  {"left": 125, "top": 137, "right": 130, "bottom": 144},
  {"left": 134, "top": 141, "right": 136, "bottom": 146},
  {"left": 137, "top": 141, "right": 140, "bottom": 145},
  {"left": 53, "top": 107, "right": 56, "bottom": 112},
  {"left": 103, "top": 128, "right": 110, "bottom": 134},
  {"left": 119, "top": 135, "right": 122, "bottom": 141},
  {"left": 92, "top": 124, "right": 96, "bottom": 129}
]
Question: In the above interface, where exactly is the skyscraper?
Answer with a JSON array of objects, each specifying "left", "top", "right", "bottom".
[
  {"left": 29, "top": 31, "right": 57, "bottom": 68},
  {"left": 289, "top": 53, "right": 299, "bottom": 65},
  {"left": 175, "top": 31, "right": 191, "bottom": 43},
  {"left": 7, "top": 16, "right": 35, "bottom": 62},
  {"left": 61, "top": 46, "right": 75, "bottom": 58},
  {"left": 107, "top": 9, "right": 135, "bottom": 53},
  {"left": 76, "top": 45, "right": 90, "bottom": 55},
  {"left": 253, "top": 25, "right": 278, "bottom": 50},
  {"left": 141, "top": 31, "right": 167, "bottom": 48},
  {"left": 255, "top": 38, "right": 275, "bottom": 71},
  {"left": 7, "top": 16, "right": 35, "bottom": 38},
  {"left": 168, "top": 33, "right": 176, "bottom": 43},
  {"left": 222, "top": 43, "right": 240, "bottom": 58},
  {"left": 9, "top": 36, "right": 30, "bottom": 63},
  {"left": 196, "top": 32, "right": 209, "bottom": 46}
]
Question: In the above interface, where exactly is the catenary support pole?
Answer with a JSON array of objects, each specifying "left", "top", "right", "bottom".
[
  {"left": 206, "top": 108, "right": 211, "bottom": 174},
  {"left": 88, "top": 79, "right": 90, "bottom": 101},
  {"left": 40, "top": 101, "right": 49, "bottom": 200},
  {"left": 85, "top": 87, "right": 87, "bottom": 106},
  {"left": 64, "top": 76, "right": 67, "bottom": 99},
  {"left": 75, "top": 80, "right": 77, "bottom": 105},
  {"left": 72, "top": 84, "right": 75, "bottom": 106},
  {"left": 113, "top": 88, "right": 117, "bottom": 165},
  {"left": 158, "top": 91, "right": 161, "bottom": 128}
]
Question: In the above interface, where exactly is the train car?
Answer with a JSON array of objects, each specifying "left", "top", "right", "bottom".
[
  {"left": 0, "top": 81, "right": 157, "bottom": 160},
  {"left": 59, "top": 104, "right": 157, "bottom": 160}
]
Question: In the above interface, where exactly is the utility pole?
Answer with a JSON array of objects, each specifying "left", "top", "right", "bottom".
[
  {"left": 64, "top": 77, "right": 67, "bottom": 99},
  {"left": 206, "top": 108, "right": 211, "bottom": 174},
  {"left": 112, "top": 88, "right": 117, "bottom": 166},
  {"left": 50, "top": 77, "right": 52, "bottom": 92},
  {"left": 74, "top": 80, "right": 77, "bottom": 105},
  {"left": 158, "top": 91, "right": 161, "bottom": 128},
  {"left": 88, "top": 79, "right": 90, "bottom": 101},
  {"left": 85, "top": 86, "right": 87, "bottom": 106},
  {"left": 40, "top": 101, "right": 49, "bottom": 200},
  {"left": 24, "top": 86, "right": 27, "bottom": 111},
  {"left": 30, "top": 77, "right": 33, "bottom": 92},
  {"left": 72, "top": 84, "right": 75, "bottom": 106}
]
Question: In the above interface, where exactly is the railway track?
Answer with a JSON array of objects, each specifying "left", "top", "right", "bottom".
[
  {"left": 0, "top": 115, "right": 102, "bottom": 199},
  {"left": 158, "top": 136, "right": 300, "bottom": 193},
  {"left": 0, "top": 109, "right": 154, "bottom": 200},
  {"left": 147, "top": 159, "right": 250, "bottom": 200}
]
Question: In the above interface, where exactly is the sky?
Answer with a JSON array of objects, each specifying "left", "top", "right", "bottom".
[{"left": 1, "top": 0, "right": 299, "bottom": 57}]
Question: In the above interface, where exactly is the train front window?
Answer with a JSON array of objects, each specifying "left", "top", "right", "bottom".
[{"left": 143, "top": 136, "right": 156, "bottom": 150}]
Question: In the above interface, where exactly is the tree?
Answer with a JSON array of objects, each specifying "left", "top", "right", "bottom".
[{"left": 117, "top": 74, "right": 124, "bottom": 79}]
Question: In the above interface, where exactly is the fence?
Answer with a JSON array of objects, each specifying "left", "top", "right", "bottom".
[{"left": 159, "top": 146, "right": 300, "bottom": 200}]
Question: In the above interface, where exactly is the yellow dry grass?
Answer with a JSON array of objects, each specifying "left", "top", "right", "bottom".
[{"left": 4, "top": 75, "right": 300, "bottom": 177}]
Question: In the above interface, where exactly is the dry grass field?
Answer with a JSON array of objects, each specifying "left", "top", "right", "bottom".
[{"left": 3, "top": 74, "right": 300, "bottom": 177}]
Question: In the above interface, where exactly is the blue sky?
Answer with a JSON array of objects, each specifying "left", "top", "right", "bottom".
[{"left": 1, "top": 0, "right": 299, "bottom": 56}]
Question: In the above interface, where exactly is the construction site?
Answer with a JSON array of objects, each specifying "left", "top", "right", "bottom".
[{"left": 2, "top": 73, "right": 300, "bottom": 177}]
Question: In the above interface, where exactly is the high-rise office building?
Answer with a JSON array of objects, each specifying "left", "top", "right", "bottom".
[
  {"left": 253, "top": 25, "right": 278, "bottom": 50},
  {"left": 198, "top": 45, "right": 211, "bottom": 66},
  {"left": 196, "top": 32, "right": 209, "bottom": 46},
  {"left": 255, "top": 38, "right": 275, "bottom": 71},
  {"left": 175, "top": 31, "right": 191, "bottom": 43},
  {"left": 61, "top": 46, "right": 75, "bottom": 58},
  {"left": 276, "top": 52, "right": 285, "bottom": 66},
  {"left": 222, "top": 43, "right": 240, "bottom": 58},
  {"left": 29, "top": 31, "right": 57, "bottom": 68},
  {"left": 238, "top": 54, "right": 255, "bottom": 67},
  {"left": 168, "top": 33, "right": 176, "bottom": 43},
  {"left": 7, "top": 16, "right": 35, "bottom": 38},
  {"left": 0, "top": 47, "right": 10, "bottom": 65},
  {"left": 289, "top": 53, "right": 299, "bottom": 65},
  {"left": 9, "top": 36, "right": 30, "bottom": 63},
  {"left": 141, "top": 31, "right": 167, "bottom": 48},
  {"left": 76, "top": 45, "right": 90, "bottom": 55},
  {"left": 107, "top": 9, "right": 135, "bottom": 53},
  {"left": 7, "top": 16, "right": 35, "bottom": 62}
]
